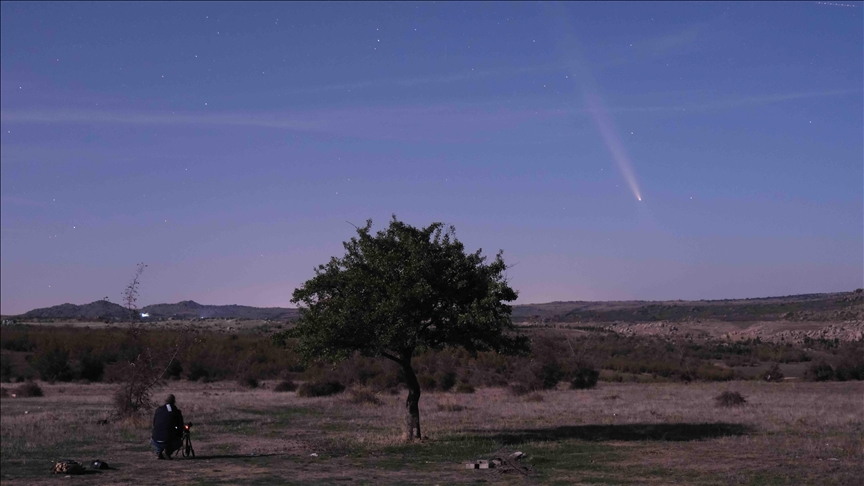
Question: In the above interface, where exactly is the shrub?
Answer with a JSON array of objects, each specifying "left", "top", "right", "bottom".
[
  {"left": 570, "top": 366, "right": 599, "bottom": 390},
  {"left": 454, "top": 382, "right": 475, "bottom": 394},
  {"left": 539, "top": 360, "right": 565, "bottom": 389},
  {"left": 273, "top": 380, "right": 298, "bottom": 392},
  {"left": 0, "top": 354, "right": 13, "bottom": 382},
  {"left": 804, "top": 362, "right": 834, "bottom": 382},
  {"left": 509, "top": 383, "right": 531, "bottom": 396},
  {"left": 437, "top": 371, "right": 457, "bottom": 392},
  {"left": 165, "top": 359, "right": 183, "bottom": 379},
  {"left": 762, "top": 363, "right": 784, "bottom": 382},
  {"left": 31, "top": 349, "right": 73, "bottom": 382},
  {"left": 14, "top": 381, "right": 44, "bottom": 397},
  {"left": 417, "top": 374, "right": 437, "bottom": 391},
  {"left": 347, "top": 386, "right": 381, "bottom": 405},
  {"left": 297, "top": 381, "right": 345, "bottom": 397},
  {"left": 436, "top": 403, "right": 466, "bottom": 412},
  {"left": 239, "top": 375, "right": 260, "bottom": 389},
  {"left": 78, "top": 353, "right": 105, "bottom": 382},
  {"left": 187, "top": 362, "right": 211, "bottom": 382},
  {"left": 715, "top": 391, "right": 746, "bottom": 407},
  {"left": 524, "top": 392, "right": 545, "bottom": 402},
  {"left": 0, "top": 387, "right": 7, "bottom": 397}
]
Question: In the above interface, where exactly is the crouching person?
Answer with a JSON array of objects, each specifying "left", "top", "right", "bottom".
[{"left": 151, "top": 394, "right": 184, "bottom": 460}]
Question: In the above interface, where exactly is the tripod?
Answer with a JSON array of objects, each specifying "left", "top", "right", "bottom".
[{"left": 181, "top": 423, "right": 195, "bottom": 458}]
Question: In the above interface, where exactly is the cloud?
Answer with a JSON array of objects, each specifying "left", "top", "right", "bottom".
[{"left": 604, "top": 89, "right": 861, "bottom": 113}]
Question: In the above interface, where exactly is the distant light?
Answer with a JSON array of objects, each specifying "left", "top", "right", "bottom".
[{"left": 140, "top": 313, "right": 150, "bottom": 318}]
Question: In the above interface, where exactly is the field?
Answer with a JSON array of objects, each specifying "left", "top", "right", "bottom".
[{"left": 2, "top": 379, "right": 862, "bottom": 485}]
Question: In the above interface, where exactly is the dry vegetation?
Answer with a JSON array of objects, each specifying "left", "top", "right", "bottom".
[{"left": 1, "top": 379, "right": 861, "bottom": 485}]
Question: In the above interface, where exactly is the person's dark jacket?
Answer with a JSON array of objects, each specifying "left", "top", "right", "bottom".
[{"left": 152, "top": 403, "right": 184, "bottom": 442}]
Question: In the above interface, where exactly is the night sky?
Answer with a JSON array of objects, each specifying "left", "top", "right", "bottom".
[{"left": 1, "top": 2, "right": 861, "bottom": 314}]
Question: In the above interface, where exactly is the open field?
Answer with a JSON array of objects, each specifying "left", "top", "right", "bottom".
[{"left": 2, "top": 380, "right": 862, "bottom": 485}]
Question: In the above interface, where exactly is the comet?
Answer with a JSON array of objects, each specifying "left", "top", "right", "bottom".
[{"left": 545, "top": 3, "right": 645, "bottom": 203}]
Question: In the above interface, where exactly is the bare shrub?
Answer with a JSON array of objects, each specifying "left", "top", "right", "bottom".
[
  {"left": 297, "top": 381, "right": 345, "bottom": 397},
  {"left": 762, "top": 363, "right": 784, "bottom": 382},
  {"left": 715, "top": 391, "right": 746, "bottom": 407},
  {"left": 274, "top": 380, "right": 298, "bottom": 392},
  {"left": 14, "top": 381, "right": 43, "bottom": 397},
  {"left": 347, "top": 386, "right": 381, "bottom": 405},
  {"left": 454, "top": 382, "right": 475, "bottom": 394}
]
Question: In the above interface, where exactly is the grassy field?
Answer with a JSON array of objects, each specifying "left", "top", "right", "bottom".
[{"left": 1, "top": 380, "right": 861, "bottom": 485}]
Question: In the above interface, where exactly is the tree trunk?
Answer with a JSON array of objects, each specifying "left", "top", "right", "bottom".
[{"left": 402, "top": 359, "right": 422, "bottom": 440}]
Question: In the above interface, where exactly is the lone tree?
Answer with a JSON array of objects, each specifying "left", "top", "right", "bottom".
[{"left": 277, "top": 217, "right": 529, "bottom": 440}]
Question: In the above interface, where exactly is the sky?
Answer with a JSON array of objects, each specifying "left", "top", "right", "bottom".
[{"left": 1, "top": 2, "right": 862, "bottom": 314}]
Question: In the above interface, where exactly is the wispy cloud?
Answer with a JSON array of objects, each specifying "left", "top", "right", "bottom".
[
  {"left": 1, "top": 196, "right": 49, "bottom": 208},
  {"left": 273, "top": 64, "right": 559, "bottom": 96},
  {"left": 604, "top": 89, "right": 861, "bottom": 113}
]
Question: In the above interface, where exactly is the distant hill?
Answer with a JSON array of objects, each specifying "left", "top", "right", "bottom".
[
  {"left": 17, "top": 300, "right": 298, "bottom": 321},
  {"left": 11, "top": 290, "right": 862, "bottom": 323},
  {"left": 141, "top": 301, "right": 298, "bottom": 320},
  {"left": 510, "top": 290, "right": 864, "bottom": 324}
]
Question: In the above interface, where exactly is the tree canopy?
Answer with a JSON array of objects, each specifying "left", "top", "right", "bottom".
[{"left": 277, "top": 217, "right": 529, "bottom": 439}]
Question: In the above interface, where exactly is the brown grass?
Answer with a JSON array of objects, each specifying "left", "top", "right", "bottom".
[{"left": 2, "top": 380, "right": 862, "bottom": 484}]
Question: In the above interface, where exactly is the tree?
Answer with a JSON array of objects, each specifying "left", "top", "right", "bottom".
[
  {"left": 277, "top": 217, "right": 529, "bottom": 440},
  {"left": 122, "top": 262, "right": 147, "bottom": 321}
]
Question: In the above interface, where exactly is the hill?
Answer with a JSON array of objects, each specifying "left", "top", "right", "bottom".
[
  {"left": 15, "top": 300, "right": 298, "bottom": 321},
  {"left": 10, "top": 290, "right": 862, "bottom": 323}
]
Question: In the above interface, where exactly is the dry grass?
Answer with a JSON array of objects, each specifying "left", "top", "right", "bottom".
[{"left": 2, "top": 380, "right": 862, "bottom": 484}]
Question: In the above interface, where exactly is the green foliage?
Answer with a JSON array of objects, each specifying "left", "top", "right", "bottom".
[{"left": 278, "top": 217, "right": 529, "bottom": 365}]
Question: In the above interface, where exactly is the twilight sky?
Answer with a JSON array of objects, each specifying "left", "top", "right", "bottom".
[{"left": 1, "top": 2, "right": 862, "bottom": 314}]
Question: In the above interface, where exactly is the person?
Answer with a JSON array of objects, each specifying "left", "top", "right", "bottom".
[{"left": 151, "top": 394, "right": 185, "bottom": 460}]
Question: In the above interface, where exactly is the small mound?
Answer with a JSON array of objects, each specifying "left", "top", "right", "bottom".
[{"left": 715, "top": 391, "right": 746, "bottom": 407}]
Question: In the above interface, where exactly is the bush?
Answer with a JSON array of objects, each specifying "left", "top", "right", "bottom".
[
  {"left": 437, "top": 371, "right": 457, "bottom": 392},
  {"left": 297, "top": 381, "right": 345, "bottom": 397},
  {"left": 417, "top": 374, "right": 437, "bottom": 391},
  {"left": 14, "top": 381, "right": 44, "bottom": 397},
  {"left": 347, "top": 386, "right": 381, "bottom": 405},
  {"left": 0, "top": 354, "right": 13, "bottom": 382},
  {"left": 539, "top": 361, "right": 565, "bottom": 389},
  {"left": 804, "top": 362, "right": 834, "bottom": 382},
  {"left": 715, "top": 391, "right": 746, "bottom": 407},
  {"left": 509, "top": 383, "right": 531, "bottom": 396},
  {"left": 454, "top": 382, "right": 475, "bottom": 394},
  {"left": 762, "top": 363, "right": 784, "bottom": 382},
  {"left": 239, "top": 375, "right": 260, "bottom": 389},
  {"left": 31, "top": 349, "right": 73, "bottom": 382},
  {"left": 78, "top": 353, "right": 105, "bottom": 382},
  {"left": 187, "top": 362, "right": 211, "bottom": 382},
  {"left": 165, "top": 359, "right": 183, "bottom": 379},
  {"left": 273, "top": 380, "right": 298, "bottom": 392},
  {"left": 570, "top": 366, "right": 599, "bottom": 390}
]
